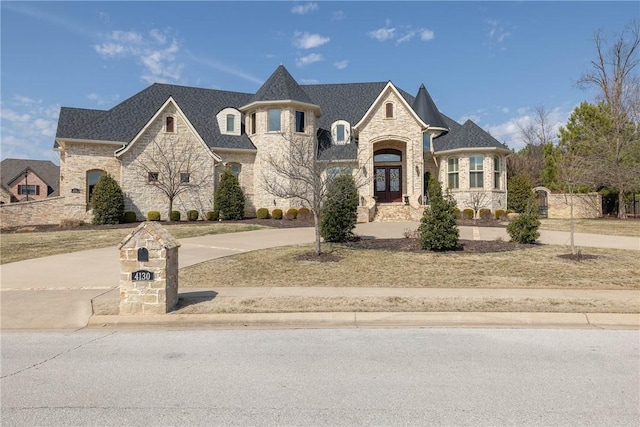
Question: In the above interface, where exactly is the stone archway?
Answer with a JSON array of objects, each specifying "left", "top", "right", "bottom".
[{"left": 533, "top": 186, "right": 550, "bottom": 218}]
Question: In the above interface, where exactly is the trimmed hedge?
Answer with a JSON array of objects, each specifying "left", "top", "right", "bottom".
[
  {"left": 462, "top": 208, "right": 475, "bottom": 220},
  {"left": 206, "top": 211, "right": 219, "bottom": 221},
  {"left": 495, "top": 209, "right": 506, "bottom": 220},
  {"left": 479, "top": 208, "right": 492, "bottom": 220},
  {"left": 285, "top": 208, "right": 298, "bottom": 220},
  {"left": 187, "top": 210, "right": 199, "bottom": 221},
  {"left": 272, "top": 208, "right": 283, "bottom": 220},
  {"left": 122, "top": 211, "right": 137, "bottom": 223},
  {"left": 297, "top": 207, "right": 312, "bottom": 221},
  {"left": 171, "top": 210, "right": 181, "bottom": 221},
  {"left": 256, "top": 208, "right": 269, "bottom": 219},
  {"left": 147, "top": 211, "right": 161, "bottom": 221}
]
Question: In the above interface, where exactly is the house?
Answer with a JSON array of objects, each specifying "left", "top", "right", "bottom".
[
  {"left": 0, "top": 159, "right": 60, "bottom": 203},
  {"left": 53, "top": 65, "right": 510, "bottom": 222}
]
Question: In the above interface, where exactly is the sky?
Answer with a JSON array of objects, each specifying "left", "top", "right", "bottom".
[{"left": 1, "top": 1, "right": 637, "bottom": 164}]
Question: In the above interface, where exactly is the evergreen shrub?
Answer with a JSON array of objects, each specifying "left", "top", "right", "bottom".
[
  {"left": 90, "top": 174, "right": 124, "bottom": 225},
  {"left": 171, "top": 210, "right": 181, "bottom": 221},
  {"left": 256, "top": 208, "right": 269, "bottom": 219},
  {"left": 206, "top": 211, "right": 219, "bottom": 221},
  {"left": 187, "top": 210, "right": 199, "bottom": 221},
  {"left": 122, "top": 212, "right": 137, "bottom": 223},
  {"left": 418, "top": 178, "right": 459, "bottom": 251},
  {"left": 297, "top": 207, "right": 312, "bottom": 221},
  {"left": 507, "top": 203, "right": 541, "bottom": 244},
  {"left": 320, "top": 173, "right": 359, "bottom": 242},
  {"left": 479, "top": 208, "right": 492, "bottom": 220},
  {"left": 147, "top": 211, "right": 161, "bottom": 221},
  {"left": 214, "top": 169, "right": 245, "bottom": 220},
  {"left": 272, "top": 208, "right": 283, "bottom": 220},
  {"left": 462, "top": 208, "right": 475, "bottom": 220},
  {"left": 286, "top": 208, "right": 298, "bottom": 220}
]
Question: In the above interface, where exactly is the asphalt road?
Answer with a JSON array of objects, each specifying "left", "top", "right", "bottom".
[{"left": 2, "top": 328, "right": 638, "bottom": 426}]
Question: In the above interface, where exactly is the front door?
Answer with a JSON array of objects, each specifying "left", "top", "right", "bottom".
[{"left": 375, "top": 166, "right": 402, "bottom": 203}]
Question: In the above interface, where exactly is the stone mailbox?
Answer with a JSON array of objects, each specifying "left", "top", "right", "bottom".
[{"left": 118, "top": 221, "right": 180, "bottom": 315}]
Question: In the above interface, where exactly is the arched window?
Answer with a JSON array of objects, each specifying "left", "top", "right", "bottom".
[
  {"left": 385, "top": 102, "right": 394, "bottom": 118},
  {"left": 374, "top": 149, "right": 402, "bottom": 163},
  {"left": 331, "top": 120, "right": 351, "bottom": 145},
  {"left": 227, "top": 163, "right": 241, "bottom": 179},
  {"left": 165, "top": 116, "right": 175, "bottom": 133},
  {"left": 86, "top": 170, "right": 106, "bottom": 206}
]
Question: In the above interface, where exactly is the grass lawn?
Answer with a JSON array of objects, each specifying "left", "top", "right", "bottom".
[
  {"left": 0, "top": 222, "right": 262, "bottom": 264},
  {"left": 538, "top": 218, "right": 640, "bottom": 237}
]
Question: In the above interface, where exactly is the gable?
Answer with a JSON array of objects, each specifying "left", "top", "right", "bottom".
[{"left": 353, "top": 82, "right": 428, "bottom": 132}]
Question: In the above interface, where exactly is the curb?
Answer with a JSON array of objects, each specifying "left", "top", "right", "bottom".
[{"left": 87, "top": 312, "right": 640, "bottom": 329}]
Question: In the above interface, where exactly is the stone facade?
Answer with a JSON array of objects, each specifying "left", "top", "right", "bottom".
[
  {"left": 535, "top": 187, "right": 602, "bottom": 219},
  {"left": 118, "top": 221, "right": 180, "bottom": 315},
  {"left": 0, "top": 197, "right": 65, "bottom": 228},
  {"left": 214, "top": 150, "right": 257, "bottom": 216}
]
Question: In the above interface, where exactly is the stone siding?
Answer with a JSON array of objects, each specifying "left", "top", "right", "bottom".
[
  {"left": 119, "top": 103, "right": 216, "bottom": 220},
  {"left": 0, "top": 197, "right": 65, "bottom": 228},
  {"left": 548, "top": 192, "right": 602, "bottom": 219},
  {"left": 214, "top": 151, "right": 257, "bottom": 216}
]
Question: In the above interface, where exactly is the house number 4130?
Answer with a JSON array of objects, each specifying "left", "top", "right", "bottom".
[{"left": 132, "top": 270, "right": 154, "bottom": 281}]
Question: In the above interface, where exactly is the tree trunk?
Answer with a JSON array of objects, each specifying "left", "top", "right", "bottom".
[
  {"left": 570, "top": 191, "right": 575, "bottom": 255},
  {"left": 313, "top": 211, "right": 322, "bottom": 255},
  {"left": 168, "top": 198, "right": 174, "bottom": 222},
  {"left": 618, "top": 189, "right": 627, "bottom": 219}
]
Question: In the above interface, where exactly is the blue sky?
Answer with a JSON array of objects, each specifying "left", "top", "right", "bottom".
[{"left": 1, "top": 1, "right": 637, "bottom": 164}]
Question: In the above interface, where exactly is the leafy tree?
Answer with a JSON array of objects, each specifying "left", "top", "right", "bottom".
[
  {"left": 507, "top": 202, "right": 541, "bottom": 244},
  {"left": 507, "top": 175, "right": 535, "bottom": 213},
  {"left": 418, "top": 178, "right": 459, "bottom": 251},
  {"left": 214, "top": 168, "right": 245, "bottom": 220},
  {"left": 320, "top": 173, "right": 359, "bottom": 242},
  {"left": 90, "top": 174, "right": 124, "bottom": 225}
]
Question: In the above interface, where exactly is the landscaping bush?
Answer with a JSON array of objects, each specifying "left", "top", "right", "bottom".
[
  {"left": 453, "top": 208, "right": 461, "bottom": 219},
  {"left": 320, "top": 173, "right": 359, "bottom": 242},
  {"left": 147, "top": 211, "right": 161, "bottom": 221},
  {"left": 187, "top": 210, "right": 199, "bottom": 221},
  {"left": 479, "top": 208, "right": 492, "bottom": 221},
  {"left": 507, "top": 203, "right": 540, "bottom": 244},
  {"left": 171, "top": 210, "right": 181, "bottom": 221},
  {"left": 418, "top": 178, "right": 459, "bottom": 251},
  {"left": 272, "top": 208, "right": 283, "bottom": 220},
  {"left": 462, "top": 208, "right": 475, "bottom": 220},
  {"left": 206, "top": 210, "right": 219, "bottom": 221},
  {"left": 122, "top": 211, "right": 137, "bottom": 223},
  {"left": 495, "top": 209, "right": 506, "bottom": 220},
  {"left": 213, "top": 168, "right": 245, "bottom": 220},
  {"left": 297, "top": 207, "right": 312, "bottom": 221},
  {"left": 507, "top": 175, "right": 535, "bottom": 213},
  {"left": 90, "top": 174, "right": 124, "bottom": 225},
  {"left": 59, "top": 218, "right": 84, "bottom": 228},
  {"left": 256, "top": 208, "right": 270, "bottom": 219},
  {"left": 285, "top": 208, "right": 298, "bottom": 220}
]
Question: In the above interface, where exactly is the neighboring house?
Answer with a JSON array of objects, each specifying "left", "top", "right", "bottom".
[
  {"left": 54, "top": 65, "right": 510, "bottom": 222},
  {"left": 0, "top": 159, "right": 60, "bottom": 203}
]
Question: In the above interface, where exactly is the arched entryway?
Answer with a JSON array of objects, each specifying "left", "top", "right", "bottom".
[
  {"left": 374, "top": 149, "right": 402, "bottom": 202},
  {"left": 534, "top": 187, "right": 549, "bottom": 218},
  {"left": 87, "top": 169, "right": 106, "bottom": 207}
]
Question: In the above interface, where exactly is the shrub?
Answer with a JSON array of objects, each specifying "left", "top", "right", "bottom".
[
  {"left": 206, "top": 210, "right": 219, "bottom": 221},
  {"left": 59, "top": 219, "right": 84, "bottom": 228},
  {"left": 256, "top": 208, "right": 270, "bottom": 219},
  {"left": 507, "top": 203, "right": 540, "bottom": 244},
  {"left": 507, "top": 175, "right": 535, "bottom": 213},
  {"left": 453, "top": 208, "right": 461, "bottom": 219},
  {"left": 479, "top": 208, "right": 492, "bottom": 220},
  {"left": 272, "top": 208, "right": 283, "bottom": 220},
  {"left": 285, "top": 208, "right": 298, "bottom": 220},
  {"left": 147, "top": 211, "right": 161, "bottom": 221},
  {"left": 495, "top": 209, "right": 506, "bottom": 220},
  {"left": 90, "top": 174, "right": 124, "bottom": 225},
  {"left": 187, "top": 210, "right": 199, "bottom": 221},
  {"left": 214, "top": 168, "right": 245, "bottom": 220},
  {"left": 122, "top": 211, "right": 137, "bottom": 223},
  {"left": 171, "top": 210, "right": 181, "bottom": 221},
  {"left": 297, "top": 207, "right": 312, "bottom": 221},
  {"left": 418, "top": 178, "right": 459, "bottom": 251},
  {"left": 320, "top": 173, "right": 359, "bottom": 242},
  {"left": 462, "top": 208, "right": 475, "bottom": 220}
]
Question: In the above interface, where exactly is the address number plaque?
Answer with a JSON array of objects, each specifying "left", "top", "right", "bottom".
[{"left": 132, "top": 270, "right": 154, "bottom": 281}]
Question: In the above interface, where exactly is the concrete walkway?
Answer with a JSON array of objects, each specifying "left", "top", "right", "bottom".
[{"left": 1, "top": 223, "right": 638, "bottom": 330}]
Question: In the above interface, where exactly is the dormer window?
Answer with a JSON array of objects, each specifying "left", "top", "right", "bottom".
[
  {"left": 385, "top": 102, "right": 394, "bottom": 118},
  {"left": 331, "top": 120, "right": 351, "bottom": 145},
  {"left": 165, "top": 116, "right": 175, "bottom": 133},
  {"left": 226, "top": 114, "right": 235, "bottom": 132}
]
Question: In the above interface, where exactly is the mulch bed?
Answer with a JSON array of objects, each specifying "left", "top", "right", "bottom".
[{"left": 343, "top": 238, "right": 531, "bottom": 253}]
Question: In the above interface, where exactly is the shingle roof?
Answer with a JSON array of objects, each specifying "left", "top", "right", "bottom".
[
  {"left": 435, "top": 119, "right": 509, "bottom": 153},
  {"left": 412, "top": 84, "right": 449, "bottom": 133},
  {"left": 0, "top": 158, "right": 60, "bottom": 195},
  {"left": 250, "top": 65, "right": 313, "bottom": 105}
]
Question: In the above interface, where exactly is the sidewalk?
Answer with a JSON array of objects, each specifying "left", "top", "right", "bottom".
[{"left": 1, "top": 223, "right": 639, "bottom": 330}]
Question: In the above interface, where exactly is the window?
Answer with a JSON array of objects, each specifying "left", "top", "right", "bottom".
[
  {"left": 494, "top": 156, "right": 501, "bottom": 190},
  {"left": 385, "top": 102, "right": 394, "bottom": 118},
  {"left": 227, "top": 163, "right": 241, "bottom": 179},
  {"left": 18, "top": 185, "right": 39, "bottom": 195},
  {"left": 180, "top": 173, "right": 190, "bottom": 183},
  {"left": 87, "top": 170, "right": 105, "bottom": 205},
  {"left": 148, "top": 172, "right": 159, "bottom": 183},
  {"left": 268, "top": 109, "right": 281, "bottom": 132},
  {"left": 226, "top": 114, "right": 235, "bottom": 132},
  {"left": 165, "top": 116, "right": 174, "bottom": 133},
  {"left": 336, "top": 124, "right": 345, "bottom": 143},
  {"left": 469, "top": 155, "right": 484, "bottom": 188},
  {"left": 250, "top": 112, "right": 256, "bottom": 134},
  {"left": 447, "top": 158, "right": 459, "bottom": 189},
  {"left": 331, "top": 120, "right": 351, "bottom": 145},
  {"left": 327, "top": 167, "right": 351, "bottom": 182},
  {"left": 295, "top": 111, "right": 305, "bottom": 133},
  {"left": 374, "top": 149, "right": 402, "bottom": 162}
]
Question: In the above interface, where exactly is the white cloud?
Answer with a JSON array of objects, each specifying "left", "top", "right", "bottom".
[
  {"left": 368, "top": 24, "right": 396, "bottom": 42},
  {"left": 459, "top": 114, "right": 481, "bottom": 124},
  {"left": 420, "top": 30, "right": 435, "bottom": 41},
  {"left": 300, "top": 78, "right": 319, "bottom": 84},
  {"left": 334, "top": 60, "right": 349, "bottom": 70},
  {"left": 94, "top": 28, "right": 184, "bottom": 84},
  {"left": 296, "top": 53, "right": 324, "bottom": 67},
  {"left": 332, "top": 10, "right": 345, "bottom": 21},
  {"left": 369, "top": 22, "right": 434, "bottom": 44},
  {"left": 501, "top": 107, "right": 510, "bottom": 114},
  {"left": 486, "top": 19, "right": 513, "bottom": 50},
  {"left": 293, "top": 32, "right": 330, "bottom": 49},
  {"left": 87, "top": 93, "right": 121, "bottom": 107},
  {"left": 292, "top": 3, "right": 319, "bottom": 15},
  {"left": 186, "top": 51, "right": 263, "bottom": 86}
]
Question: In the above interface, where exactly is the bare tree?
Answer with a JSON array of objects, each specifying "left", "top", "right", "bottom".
[
  {"left": 464, "top": 192, "right": 489, "bottom": 223},
  {"left": 578, "top": 21, "right": 640, "bottom": 218},
  {"left": 135, "top": 137, "right": 215, "bottom": 220},
  {"left": 261, "top": 130, "right": 367, "bottom": 255}
]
